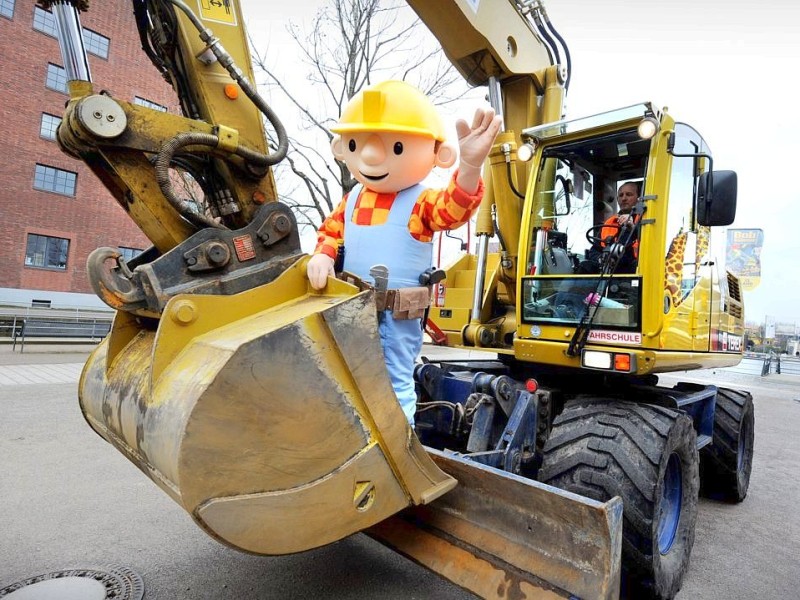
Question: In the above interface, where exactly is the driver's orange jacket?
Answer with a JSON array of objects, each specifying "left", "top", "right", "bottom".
[
  {"left": 314, "top": 171, "right": 484, "bottom": 260},
  {"left": 601, "top": 213, "right": 640, "bottom": 258}
]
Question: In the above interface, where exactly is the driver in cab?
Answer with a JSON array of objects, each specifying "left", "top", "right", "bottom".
[{"left": 600, "top": 180, "right": 641, "bottom": 272}]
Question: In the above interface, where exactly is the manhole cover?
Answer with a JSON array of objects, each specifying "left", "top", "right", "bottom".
[{"left": 0, "top": 565, "right": 143, "bottom": 600}]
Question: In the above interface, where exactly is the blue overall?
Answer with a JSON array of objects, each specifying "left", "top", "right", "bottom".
[{"left": 343, "top": 183, "right": 432, "bottom": 426}]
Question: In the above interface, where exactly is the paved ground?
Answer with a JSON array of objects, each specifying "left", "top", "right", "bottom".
[{"left": 1, "top": 343, "right": 799, "bottom": 599}]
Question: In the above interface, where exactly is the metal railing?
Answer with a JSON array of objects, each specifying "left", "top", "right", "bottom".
[
  {"left": 761, "top": 353, "right": 774, "bottom": 376},
  {"left": 773, "top": 354, "right": 800, "bottom": 376},
  {"left": 12, "top": 318, "right": 113, "bottom": 353},
  {"left": 0, "top": 303, "right": 113, "bottom": 319},
  {"left": 0, "top": 305, "right": 113, "bottom": 340},
  {"left": 673, "top": 353, "right": 800, "bottom": 379},
  {"left": 741, "top": 352, "right": 800, "bottom": 377}
]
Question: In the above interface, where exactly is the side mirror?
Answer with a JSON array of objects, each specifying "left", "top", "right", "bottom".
[{"left": 697, "top": 170, "right": 737, "bottom": 226}]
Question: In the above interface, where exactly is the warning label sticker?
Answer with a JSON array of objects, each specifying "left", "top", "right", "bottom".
[
  {"left": 198, "top": 0, "right": 237, "bottom": 26},
  {"left": 712, "top": 330, "right": 743, "bottom": 353},
  {"left": 587, "top": 330, "right": 642, "bottom": 346},
  {"left": 233, "top": 235, "right": 256, "bottom": 262}
]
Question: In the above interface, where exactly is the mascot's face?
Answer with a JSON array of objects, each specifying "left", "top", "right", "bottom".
[{"left": 332, "top": 131, "right": 455, "bottom": 194}]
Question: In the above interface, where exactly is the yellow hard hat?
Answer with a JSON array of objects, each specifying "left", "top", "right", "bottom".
[{"left": 331, "top": 80, "right": 446, "bottom": 142}]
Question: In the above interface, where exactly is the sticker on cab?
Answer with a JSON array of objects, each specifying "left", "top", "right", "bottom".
[{"left": 587, "top": 330, "right": 642, "bottom": 346}]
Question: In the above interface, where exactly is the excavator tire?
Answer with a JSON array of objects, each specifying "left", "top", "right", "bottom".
[
  {"left": 700, "top": 387, "right": 754, "bottom": 502},
  {"left": 539, "top": 398, "right": 699, "bottom": 600}
]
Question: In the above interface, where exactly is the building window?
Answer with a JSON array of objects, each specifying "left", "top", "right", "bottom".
[
  {"left": 34, "top": 164, "right": 77, "bottom": 196},
  {"left": 83, "top": 28, "right": 109, "bottom": 58},
  {"left": 133, "top": 96, "right": 168, "bottom": 112},
  {"left": 45, "top": 63, "right": 68, "bottom": 93},
  {"left": 34, "top": 7, "right": 110, "bottom": 58},
  {"left": 119, "top": 247, "right": 143, "bottom": 263},
  {"left": 25, "top": 234, "right": 70, "bottom": 270},
  {"left": 40, "top": 113, "right": 61, "bottom": 140},
  {"left": 1, "top": 0, "right": 15, "bottom": 19},
  {"left": 33, "top": 5, "right": 57, "bottom": 36}
]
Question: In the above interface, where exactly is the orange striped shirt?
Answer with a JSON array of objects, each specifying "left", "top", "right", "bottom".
[{"left": 314, "top": 171, "right": 483, "bottom": 259}]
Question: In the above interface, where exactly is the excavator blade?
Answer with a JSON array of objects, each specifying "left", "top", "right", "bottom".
[
  {"left": 79, "top": 258, "right": 455, "bottom": 555},
  {"left": 368, "top": 450, "right": 623, "bottom": 600}
]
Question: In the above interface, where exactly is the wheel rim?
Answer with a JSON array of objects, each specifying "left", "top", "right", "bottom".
[{"left": 657, "top": 453, "right": 682, "bottom": 554}]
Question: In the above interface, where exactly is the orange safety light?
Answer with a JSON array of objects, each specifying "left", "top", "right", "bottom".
[
  {"left": 614, "top": 353, "right": 631, "bottom": 372},
  {"left": 224, "top": 83, "right": 239, "bottom": 100}
]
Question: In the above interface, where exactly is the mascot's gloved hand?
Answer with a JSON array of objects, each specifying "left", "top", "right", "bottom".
[
  {"left": 454, "top": 108, "right": 503, "bottom": 195},
  {"left": 307, "top": 254, "right": 335, "bottom": 290}
]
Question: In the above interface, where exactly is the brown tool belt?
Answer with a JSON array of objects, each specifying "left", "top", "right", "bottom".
[
  {"left": 336, "top": 272, "right": 432, "bottom": 320},
  {"left": 377, "top": 286, "right": 431, "bottom": 320}
]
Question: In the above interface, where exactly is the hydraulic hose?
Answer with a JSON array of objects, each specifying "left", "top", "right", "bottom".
[
  {"left": 154, "top": 132, "right": 230, "bottom": 230},
  {"left": 506, "top": 161, "right": 525, "bottom": 200},
  {"left": 155, "top": 128, "right": 299, "bottom": 229},
  {"left": 539, "top": 3, "right": 572, "bottom": 91},
  {"left": 167, "top": 0, "right": 289, "bottom": 166},
  {"left": 491, "top": 205, "right": 508, "bottom": 253},
  {"left": 529, "top": 2, "right": 561, "bottom": 68},
  {"left": 516, "top": 0, "right": 556, "bottom": 66}
]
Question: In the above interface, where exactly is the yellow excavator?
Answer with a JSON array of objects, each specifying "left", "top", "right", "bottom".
[{"left": 41, "top": 0, "right": 754, "bottom": 598}]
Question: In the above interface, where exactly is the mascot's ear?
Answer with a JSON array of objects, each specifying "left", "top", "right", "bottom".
[
  {"left": 331, "top": 135, "right": 345, "bottom": 161},
  {"left": 435, "top": 141, "right": 457, "bottom": 169}
]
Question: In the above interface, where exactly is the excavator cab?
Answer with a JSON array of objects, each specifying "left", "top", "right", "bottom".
[
  {"left": 521, "top": 105, "right": 651, "bottom": 327},
  {"left": 523, "top": 107, "right": 645, "bottom": 300},
  {"left": 511, "top": 102, "right": 744, "bottom": 371}
]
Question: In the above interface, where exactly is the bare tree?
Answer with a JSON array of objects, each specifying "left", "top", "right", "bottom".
[{"left": 251, "top": 0, "right": 465, "bottom": 235}]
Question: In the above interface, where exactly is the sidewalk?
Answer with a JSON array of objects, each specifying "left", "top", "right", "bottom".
[
  {"left": 0, "top": 361, "right": 85, "bottom": 386},
  {"left": 0, "top": 343, "right": 94, "bottom": 386},
  {"left": 0, "top": 342, "right": 95, "bottom": 364}
]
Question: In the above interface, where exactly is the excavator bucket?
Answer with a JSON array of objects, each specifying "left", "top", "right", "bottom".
[
  {"left": 79, "top": 256, "right": 622, "bottom": 597},
  {"left": 79, "top": 258, "right": 456, "bottom": 554}
]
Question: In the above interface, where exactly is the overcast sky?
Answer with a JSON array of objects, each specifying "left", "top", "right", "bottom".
[{"left": 239, "top": 0, "right": 800, "bottom": 326}]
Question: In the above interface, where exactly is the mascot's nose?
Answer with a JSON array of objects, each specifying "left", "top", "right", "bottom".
[{"left": 361, "top": 134, "right": 386, "bottom": 165}]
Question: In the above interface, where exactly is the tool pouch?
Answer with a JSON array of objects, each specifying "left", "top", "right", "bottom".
[{"left": 389, "top": 286, "right": 431, "bottom": 320}]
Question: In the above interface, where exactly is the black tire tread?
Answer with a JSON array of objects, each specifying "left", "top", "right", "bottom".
[
  {"left": 700, "top": 387, "right": 754, "bottom": 502},
  {"left": 540, "top": 398, "right": 699, "bottom": 599}
]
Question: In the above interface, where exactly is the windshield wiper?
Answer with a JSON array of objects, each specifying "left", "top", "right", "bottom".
[{"left": 566, "top": 200, "right": 646, "bottom": 357}]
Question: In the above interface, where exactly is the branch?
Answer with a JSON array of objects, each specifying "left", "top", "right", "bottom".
[{"left": 249, "top": 0, "right": 464, "bottom": 224}]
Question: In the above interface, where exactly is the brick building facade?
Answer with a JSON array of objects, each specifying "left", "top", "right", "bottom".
[{"left": 0, "top": 0, "right": 178, "bottom": 308}]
